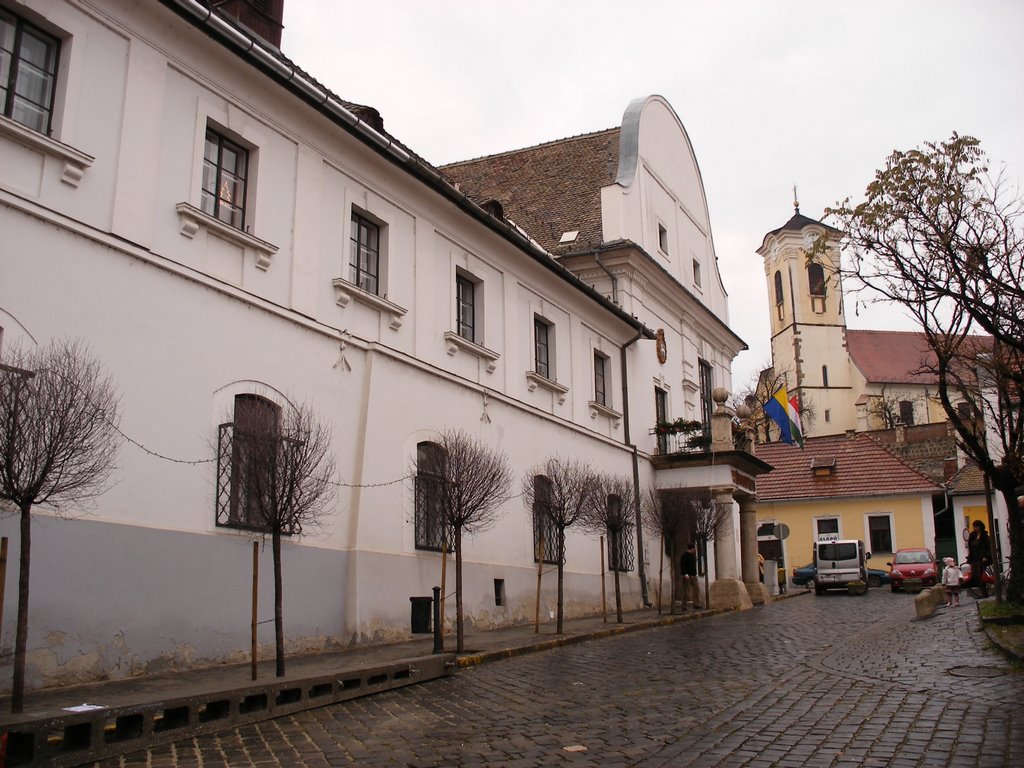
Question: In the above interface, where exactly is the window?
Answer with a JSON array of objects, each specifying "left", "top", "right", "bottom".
[
  {"left": 606, "top": 496, "right": 635, "bottom": 572},
  {"left": 215, "top": 394, "right": 282, "bottom": 532},
  {"left": 532, "top": 475, "right": 558, "bottom": 564},
  {"left": 349, "top": 212, "right": 380, "bottom": 295},
  {"left": 824, "top": 409, "right": 831, "bottom": 423},
  {"left": 1, "top": 9, "right": 59, "bottom": 134},
  {"left": 774, "top": 270, "right": 784, "bottom": 321},
  {"left": 201, "top": 128, "right": 248, "bottom": 230},
  {"left": 868, "top": 515, "right": 893, "bottom": 554},
  {"left": 658, "top": 224, "right": 669, "bottom": 253},
  {"left": 899, "top": 400, "right": 915, "bottom": 426},
  {"left": 534, "top": 316, "right": 551, "bottom": 379},
  {"left": 415, "top": 442, "right": 449, "bottom": 551},
  {"left": 456, "top": 273, "right": 476, "bottom": 342},
  {"left": 698, "top": 359, "right": 713, "bottom": 429},
  {"left": 816, "top": 517, "right": 840, "bottom": 540},
  {"left": 822, "top": 365, "right": 829, "bottom": 388},
  {"left": 692, "top": 258, "right": 702, "bottom": 288},
  {"left": 808, "top": 262, "right": 826, "bottom": 313},
  {"left": 594, "top": 351, "right": 608, "bottom": 406},
  {"left": 654, "top": 386, "right": 668, "bottom": 454}
]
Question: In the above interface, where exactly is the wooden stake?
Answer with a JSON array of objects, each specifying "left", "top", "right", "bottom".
[
  {"left": 251, "top": 541, "right": 258, "bottom": 681},
  {"left": 535, "top": 532, "right": 545, "bottom": 634},
  {"left": 0, "top": 537, "right": 7, "bottom": 643},
  {"left": 658, "top": 534, "right": 664, "bottom": 615},
  {"left": 600, "top": 535, "right": 607, "bottom": 623}
]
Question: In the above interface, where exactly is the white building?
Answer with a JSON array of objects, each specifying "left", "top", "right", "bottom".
[{"left": 0, "top": 0, "right": 765, "bottom": 691}]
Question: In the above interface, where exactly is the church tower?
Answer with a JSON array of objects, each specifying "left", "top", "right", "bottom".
[{"left": 756, "top": 196, "right": 852, "bottom": 437}]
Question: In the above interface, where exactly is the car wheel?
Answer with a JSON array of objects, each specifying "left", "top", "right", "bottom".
[
  {"left": 867, "top": 574, "right": 882, "bottom": 589},
  {"left": 814, "top": 583, "right": 824, "bottom": 595}
]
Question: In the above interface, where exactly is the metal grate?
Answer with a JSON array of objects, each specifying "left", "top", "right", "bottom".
[{"left": 947, "top": 665, "right": 1007, "bottom": 678}]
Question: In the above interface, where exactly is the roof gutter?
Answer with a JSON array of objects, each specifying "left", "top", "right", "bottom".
[{"left": 159, "top": 0, "right": 653, "bottom": 339}]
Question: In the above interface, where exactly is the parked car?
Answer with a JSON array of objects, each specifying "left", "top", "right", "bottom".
[
  {"left": 791, "top": 563, "right": 891, "bottom": 589},
  {"left": 888, "top": 548, "right": 937, "bottom": 592}
]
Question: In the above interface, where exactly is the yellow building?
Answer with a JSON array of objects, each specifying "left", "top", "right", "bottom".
[{"left": 754, "top": 433, "right": 943, "bottom": 579}]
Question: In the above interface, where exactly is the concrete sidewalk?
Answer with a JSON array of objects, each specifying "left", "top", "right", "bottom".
[{"left": 0, "top": 602, "right": 735, "bottom": 767}]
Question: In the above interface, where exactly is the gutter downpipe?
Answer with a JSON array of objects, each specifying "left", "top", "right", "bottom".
[
  {"left": 594, "top": 251, "right": 618, "bottom": 307},
  {"left": 621, "top": 328, "right": 652, "bottom": 607}
]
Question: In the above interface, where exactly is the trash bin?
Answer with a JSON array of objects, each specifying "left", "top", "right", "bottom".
[{"left": 410, "top": 596, "right": 432, "bottom": 634}]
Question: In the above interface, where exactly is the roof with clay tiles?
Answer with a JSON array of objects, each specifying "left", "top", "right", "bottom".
[
  {"left": 440, "top": 129, "right": 621, "bottom": 254},
  {"left": 755, "top": 432, "right": 942, "bottom": 502}
]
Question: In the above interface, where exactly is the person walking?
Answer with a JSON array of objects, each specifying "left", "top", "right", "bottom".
[
  {"left": 680, "top": 542, "right": 701, "bottom": 610},
  {"left": 941, "top": 557, "right": 963, "bottom": 607},
  {"left": 966, "top": 520, "right": 991, "bottom": 597}
]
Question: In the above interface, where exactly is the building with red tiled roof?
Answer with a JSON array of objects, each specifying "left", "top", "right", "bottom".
[{"left": 754, "top": 433, "right": 946, "bottom": 572}]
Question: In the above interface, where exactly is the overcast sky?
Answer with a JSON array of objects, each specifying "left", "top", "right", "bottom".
[{"left": 280, "top": 1, "right": 1023, "bottom": 390}]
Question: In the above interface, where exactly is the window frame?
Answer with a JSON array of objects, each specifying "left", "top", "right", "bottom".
[
  {"left": 898, "top": 400, "right": 915, "bottom": 426},
  {"left": 0, "top": 8, "right": 60, "bottom": 136},
  {"left": 698, "top": 359, "right": 713, "bottom": 430},
  {"left": 201, "top": 127, "right": 249, "bottom": 231},
  {"left": 215, "top": 393, "right": 284, "bottom": 533},
  {"left": 349, "top": 210, "right": 381, "bottom": 296},
  {"left": 657, "top": 223, "right": 669, "bottom": 254},
  {"left": 532, "top": 475, "right": 558, "bottom": 565},
  {"left": 867, "top": 514, "right": 893, "bottom": 555},
  {"left": 808, "top": 262, "right": 827, "bottom": 313},
  {"left": 594, "top": 350, "right": 608, "bottom": 407},
  {"left": 455, "top": 271, "right": 477, "bottom": 343},
  {"left": 815, "top": 516, "right": 840, "bottom": 541},
  {"left": 692, "top": 258, "right": 702, "bottom": 288},
  {"left": 533, "top": 315, "right": 552, "bottom": 380},
  {"left": 774, "top": 270, "right": 785, "bottom": 321}
]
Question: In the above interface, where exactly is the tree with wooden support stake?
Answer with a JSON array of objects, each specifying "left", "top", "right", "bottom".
[{"left": 0, "top": 339, "right": 121, "bottom": 713}]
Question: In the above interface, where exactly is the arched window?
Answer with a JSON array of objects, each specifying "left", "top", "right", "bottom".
[
  {"left": 217, "top": 394, "right": 280, "bottom": 530},
  {"left": 532, "top": 475, "right": 557, "bottom": 564},
  {"left": 415, "top": 441, "right": 448, "bottom": 550},
  {"left": 774, "top": 270, "right": 784, "bottom": 321},
  {"left": 808, "top": 263, "right": 826, "bottom": 313}
]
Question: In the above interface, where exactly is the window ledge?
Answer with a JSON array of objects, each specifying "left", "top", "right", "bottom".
[
  {"left": 526, "top": 371, "right": 569, "bottom": 404},
  {"left": 0, "top": 116, "right": 94, "bottom": 187},
  {"left": 332, "top": 277, "right": 407, "bottom": 330},
  {"left": 444, "top": 332, "right": 499, "bottom": 373},
  {"left": 175, "top": 202, "right": 278, "bottom": 270},
  {"left": 589, "top": 400, "right": 622, "bottom": 427}
]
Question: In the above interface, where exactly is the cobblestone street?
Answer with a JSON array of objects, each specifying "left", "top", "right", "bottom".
[{"left": 95, "top": 592, "right": 1024, "bottom": 767}]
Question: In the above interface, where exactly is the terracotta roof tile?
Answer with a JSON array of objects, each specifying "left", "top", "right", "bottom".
[
  {"left": 846, "top": 330, "right": 940, "bottom": 384},
  {"left": 440, "top": 129, "right": 621, "bottom": 253},
  {"left": 755, "top": 433, "right": 942, "bottom": 502},
  {"left": 947, "top": 463, "right": 987, "bottom": 495}
]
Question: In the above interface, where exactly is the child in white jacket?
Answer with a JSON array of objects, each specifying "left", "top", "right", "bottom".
[{"left": 942, "top": 557, "right": 963, "bottom": 607}]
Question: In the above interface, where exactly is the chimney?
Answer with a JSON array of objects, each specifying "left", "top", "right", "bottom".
[{"left": 213, "top": 0, "right": 284, "bottom": 48}]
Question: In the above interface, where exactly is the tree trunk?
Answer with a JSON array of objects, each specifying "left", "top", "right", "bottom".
[
  {"left": 556, "top": 527, "right": 565, "bottom": 634},
  {"left": 613, "top": 565, "right": 623, "bottom": 624},
  {"left": 997, "top": 483, "right": 1023, "bottom": 604},
  {"left": 454, "top": 525, "right": 465, "bottom": 653},
  {"left": 11, "top": 503, "right": 31, "bottom": 713},
  {"left": 272, "top": 529, "right": 285, "bottom": 677}
]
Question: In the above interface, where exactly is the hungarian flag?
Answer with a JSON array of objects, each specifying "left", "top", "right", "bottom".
[{"left": 764, "top": 386, "right": 805, "bottom": 448}]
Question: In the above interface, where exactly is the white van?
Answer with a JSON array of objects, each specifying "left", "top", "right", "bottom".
[{"left": 814, "top": 539, "right": 870, "bottom": 594}]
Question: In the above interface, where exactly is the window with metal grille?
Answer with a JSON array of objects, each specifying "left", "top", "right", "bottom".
[
  {"left": 215, "top": 394, "right": 286, "bottom": 532},
  {"left": 534, "top": 317, "right": 551, "bottom": 379},
  {"left": 532, "top": 475, "right": 558, "bottom": 564},
  {"left": 456, "top": 273, "right": 475, "bottom": 342},
  {"left": 0, "top": 9, "right": 59, "bottom": 135},
  {"left": 606, "top": 495, "right": 635, "bottom": 572},
  {"left": 415, "top": 441, "right": 449, "bottom": 551},
  {"left": 201, "top": 128, "right": 248, "bottom": 230},
  {"left": 594, "top": 351, "right": 608, "bottom": 406},
  {"left": 349, "top": 212, "right": 380, "bottom": 295}
]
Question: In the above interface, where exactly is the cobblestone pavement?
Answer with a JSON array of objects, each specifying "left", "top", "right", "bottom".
[{"left": 94, "top": 592, "right": 1023, "bottom": 767}]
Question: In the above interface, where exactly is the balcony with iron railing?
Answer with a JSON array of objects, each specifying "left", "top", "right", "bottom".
[{"left": 650, "top": 419, "right": 711, "bottom": 457}]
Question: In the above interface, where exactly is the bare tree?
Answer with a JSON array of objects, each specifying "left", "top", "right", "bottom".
[
  {"left": 581, "top": 473, "right": 635, "bottom": 623},
  {"left": 415, "top": 430, "right": 511, "bottom": 652},
  {"left": 0, "top": 339, "right": 121, "bottom": 713},
  {"left": 734, "top": 362, "right": 815, "bottom": 444},
  {"left": 866, "top": 388, "right": 926, "bottom": 430},
  {"left": 229, "top": 399, "right": 336, "bottom": 676},
  {"left": 521, "top": 456, "right": 594, "bottom": 633},
  {"left": 822, "top": 133, "right": 1023, "bottom": 603},
  {"left": 642, "top": 486, "right": 696, "bottom": 614}
]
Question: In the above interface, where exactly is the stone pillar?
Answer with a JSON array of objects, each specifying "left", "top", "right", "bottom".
[
  {"left": 710, "top": 387, "right": 734, "bottom": 452},
  {"left": 740, "top": 496, "right": 769, "bottom": 605},
  {"left": 713, "top": 490, "right": 739, "bottom": 580}
]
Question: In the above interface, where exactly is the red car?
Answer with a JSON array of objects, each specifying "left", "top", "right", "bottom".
[{"left": 888, "top": 548, "right": 937, "bottom": 592}]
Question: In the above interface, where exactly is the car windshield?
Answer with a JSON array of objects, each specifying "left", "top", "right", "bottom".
[{"left": 894, "top": 551, "right": 930, "bottom": 564}]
